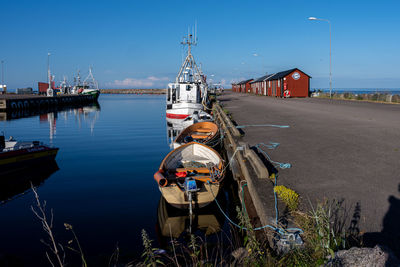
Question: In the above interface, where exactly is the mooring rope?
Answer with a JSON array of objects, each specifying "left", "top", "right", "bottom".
[
  {"left": 208, "top": 144, "right": 302, "bottom": 235},
  {"left": 255, "top": 143, "right": 291, "bottom": 169},
  {"left": 208, "top": 180, "right": 303, "bottom": 234}
]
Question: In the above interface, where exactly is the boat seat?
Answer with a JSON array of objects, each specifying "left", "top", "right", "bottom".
[
  {"left": 191, "top": 134, "right": 210, "bottom": 139},
  {"left": 196, "top": 128, "right": 212, "bottom": 133},
  {"left": 175, "top": 167, "right": 210, "bottom": 173},
  {"left": 192, "top": 176, "right": 212, "bottom": 183}
]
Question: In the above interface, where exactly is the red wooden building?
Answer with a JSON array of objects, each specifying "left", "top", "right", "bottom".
[
  {"left": 250, "top": 73, "right": 273, "bottom": 95},
  {"left": 231, "top": 82, "right": 241, "bottom": 92},
  {"left": 265, "top": 68, "right": 311, "bottom": 97},
  {"left": 237, "top": 79, "right": 253, "bottom": 93}
]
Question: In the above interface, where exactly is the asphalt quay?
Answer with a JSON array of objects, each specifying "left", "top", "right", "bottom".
[{"left": 218, "top": 91, "right": 400, "bottom": 253}]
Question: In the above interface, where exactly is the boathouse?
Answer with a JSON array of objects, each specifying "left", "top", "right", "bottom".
[
  {"left": 250, "top": 74, "right": 273, "bottom": 95},
  {"left": 238, "top": 79, "right": 253, "bottom": 93},
  {"left": 266, "top": 68, "right": 311, "bottom": 97},
  {"left": 231, "top": 82, "right": 240, "bottom": 92}
]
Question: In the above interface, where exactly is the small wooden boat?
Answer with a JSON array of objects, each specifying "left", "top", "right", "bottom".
[
  {"left": 154, "top": 142, "right": 224, "bottom": 210},
  {"left": 0, "top": 135, "right": 59, "bottom": 175},
  {"left": 173, "top": 121, "right": 220, "bottom": 149}
]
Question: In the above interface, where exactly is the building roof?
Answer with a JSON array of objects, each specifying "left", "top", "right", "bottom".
[
  {"left": 250, "top": 73, "right": 274, "bottom": 83},
  {"left": 237, "top": 79, "right": 253, "bottom": 85},
  {"left": 266, "top": 68, "right": 311, "bottom": 81}
]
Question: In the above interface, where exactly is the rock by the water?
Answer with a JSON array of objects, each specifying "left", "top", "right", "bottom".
[{"left": 326, "top": 245, "right": 400, "bottom": 267}]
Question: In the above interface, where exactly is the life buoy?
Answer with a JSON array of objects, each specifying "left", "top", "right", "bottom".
[{"left": 284, "top": 90, "right": 291, "bottom": 98}]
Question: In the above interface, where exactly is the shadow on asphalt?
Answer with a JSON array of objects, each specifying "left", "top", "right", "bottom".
[{"left": 363, "top": 183, "right": 400, "bottom": 257}]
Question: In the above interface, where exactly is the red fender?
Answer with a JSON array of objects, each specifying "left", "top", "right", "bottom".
[{"left": 154, "top": 171, "right": 167, "bottom": 187}]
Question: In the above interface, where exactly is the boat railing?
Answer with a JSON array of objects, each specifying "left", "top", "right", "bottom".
[{"left": 3, "top": 142, "right": 43, "bottom": 152}]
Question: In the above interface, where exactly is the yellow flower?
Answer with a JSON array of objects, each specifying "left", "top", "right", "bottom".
[
  {"left": 64, "top": 223, "right": 73, "bottom": 230},
  {"left": 274, "top": 185, "right": 299, "bottom": 211}
]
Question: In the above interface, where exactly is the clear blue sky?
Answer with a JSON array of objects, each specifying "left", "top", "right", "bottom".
[{"left": 1, "top": 0, "right": 399, "bottom": 89}]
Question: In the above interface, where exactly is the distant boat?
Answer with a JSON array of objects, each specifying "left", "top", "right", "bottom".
[
  {"left": 0, "top": 135, "right": 59, "bottom": 175},
  {"left": 72, "top": 68, "right": 100, "bottom": 100},
  {"left": 154, "top": 142, "right": 224, "bottom": 210},
  {"left": 173, "top": 121, "right": 220, "bottom": 149}
]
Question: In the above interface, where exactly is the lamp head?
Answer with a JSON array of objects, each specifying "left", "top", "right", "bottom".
[{"left": 308, "top": 17, "right": 317, "bottom": 20}]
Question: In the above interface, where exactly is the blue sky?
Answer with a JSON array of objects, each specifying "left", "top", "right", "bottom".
[{"left": 1, "top": 0, "right": 399, "bottom": 89}]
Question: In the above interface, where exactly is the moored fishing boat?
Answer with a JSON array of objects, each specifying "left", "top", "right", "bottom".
[
  {"left": 173, "top": 121, "right": 220, "bottom": 149},
  {"left": 166, "top": 32, "right": 208, "bottom": 121},
  {"left": 0, "top": 135, "right": 59, "bottom": 175},
  {"left": 154, "top": 142, "right": 224, "bottom": 211},
  {"left": 73, "top": 68, "right": 100, "bottom": 100}
]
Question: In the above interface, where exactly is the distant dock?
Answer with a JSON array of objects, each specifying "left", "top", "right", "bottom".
[
  {"left": 100, "top": 89, "right": 166, "bottom": 94},
  {"left": 0, "top": 94, "right": 98, "bottom": 111},
  {"left": 0, "top": 94, "right": 99, "bottom": 121}
]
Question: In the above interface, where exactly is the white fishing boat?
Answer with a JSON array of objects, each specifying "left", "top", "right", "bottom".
[
  {"left": 166, "top": 32, "right": 208, "bottom": 121},
  {"left": 59, "top": 76, "right": 71, "bottom": 94}
]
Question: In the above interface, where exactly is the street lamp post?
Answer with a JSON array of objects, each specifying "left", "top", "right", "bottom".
[
  {"left": 308, "top": 17, "right": 332, "bottom": 98},
  {"left": 47, "top": 53, "right": 54, "bottom": 97}
]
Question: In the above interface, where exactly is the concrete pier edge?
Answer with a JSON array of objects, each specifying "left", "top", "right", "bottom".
[{"left": 213, "top": 102, "right": 293, "bottom": 235}]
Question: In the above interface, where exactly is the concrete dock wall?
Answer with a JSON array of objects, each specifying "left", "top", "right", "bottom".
[
  {"left": 0, "top": 94, "right": 98, "bottom": 111},
  {"left": 213, "top": 103, "right": 286, "bottom": 232}
]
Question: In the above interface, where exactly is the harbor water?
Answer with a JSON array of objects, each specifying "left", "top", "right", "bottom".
[{"left": 0, "top": 94, "right": 234, "bottom": 266}]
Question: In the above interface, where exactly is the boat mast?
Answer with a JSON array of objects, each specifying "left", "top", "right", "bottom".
[
  {"left": 83, "top": 67, "right": 99, "bottom": 90},
  {"left": 176, "top": 29, "right": 205, "bottom": 84}
]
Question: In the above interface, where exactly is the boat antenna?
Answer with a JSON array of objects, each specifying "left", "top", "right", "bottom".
[
  {"left": 176, "top": 27, "right": 204, "bottom": 83},
  {"left": 195, "top": 20, "right": 197, "bottom": 44},
  {"left": 76, "top": 70, "right": 81, "bottom": 86}
]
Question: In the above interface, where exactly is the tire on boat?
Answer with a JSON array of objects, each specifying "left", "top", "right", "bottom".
[
  {"left": 17, "top": 101, "right": 23, "bottom": 110},
  {"left": 23, "top": 101, "right": 29, "bottom": 109}
]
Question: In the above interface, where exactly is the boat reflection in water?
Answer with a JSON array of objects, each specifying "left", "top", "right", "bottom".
[
  {"left": 39, "top": 102, "right": 101, "bottom": 142},
  {"left": 166, "top": 122, "right": 184, "bottom": 149},
  {"left": 0, "top": 161, "right": 59, "bottom": 204},
  {"left": 156, "top": 196, "right": 226, "bottom": 246}
]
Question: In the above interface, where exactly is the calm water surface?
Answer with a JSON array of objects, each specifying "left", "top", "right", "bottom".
[{"left": 0, "top": 95, "right": 194, "bottom": 265}]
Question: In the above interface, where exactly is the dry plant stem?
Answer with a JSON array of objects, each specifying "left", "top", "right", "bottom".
[
  {"left": 168, "top": 223, "right": 179, "bottom": 267},
  {"left": 108, "top": 243, "right": 119, "bottom": 267},
  {"left": 30, "top": 184, "right": 65, "bottom": 267},
  {"left": 67, "top": 226, "right": 87, "bottom": 267}
]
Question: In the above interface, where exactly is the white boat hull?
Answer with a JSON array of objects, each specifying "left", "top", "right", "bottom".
[{"left": 166, "top": 102, "right": 203, "bottom": 120}]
